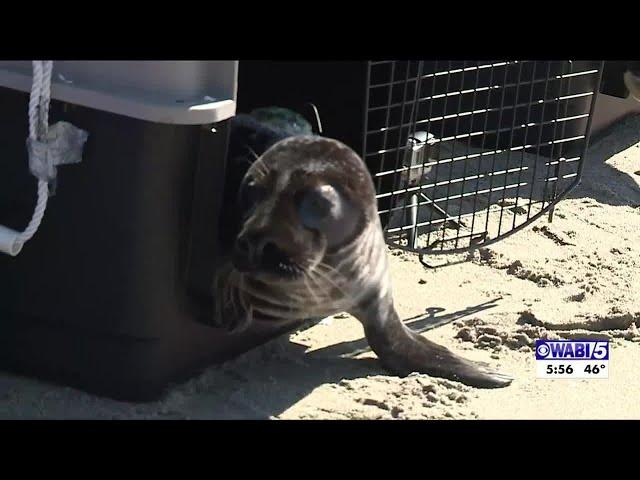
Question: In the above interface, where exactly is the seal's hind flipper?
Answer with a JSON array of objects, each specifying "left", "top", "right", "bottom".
[
  {"left": 369, "top": 321, "right": 513, "bottom": 388},
  {"left": 229, "top": 114, "right": 291, "bottom": 161},
  {"left": 249, "top": 106, "right": 314, "bottom": 137},
  {"left": 354, "top": 295, "right": 513, "bottom": 389}
]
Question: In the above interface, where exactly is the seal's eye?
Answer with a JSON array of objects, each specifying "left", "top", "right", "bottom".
[{"left": 297, "top": 185, "right": 341, "bottom": 230}]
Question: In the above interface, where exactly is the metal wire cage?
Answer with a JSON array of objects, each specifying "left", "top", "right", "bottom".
[{"left": 364, "top": 61, "right": 605, "bottom": 254}]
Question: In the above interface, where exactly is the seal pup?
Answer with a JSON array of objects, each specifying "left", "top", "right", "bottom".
[{"left": 213, "top": 135, "right": 513, "bottom": 388}]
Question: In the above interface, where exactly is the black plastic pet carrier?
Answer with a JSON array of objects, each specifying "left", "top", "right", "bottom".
[
  {"left": 364, "top": 61, "right": 605, "bottom": 254},
  {"left": 0, "top": 61, "right": 293, "bottom": 401}
]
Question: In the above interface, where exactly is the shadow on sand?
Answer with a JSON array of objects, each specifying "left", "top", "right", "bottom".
[{"left": 179, "top": 298, "right": 501, "bottom": 419}]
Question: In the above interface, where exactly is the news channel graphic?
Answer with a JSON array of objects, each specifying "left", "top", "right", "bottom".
[{"left": 535, "top": 339, "right": 609, "bottom": 379}]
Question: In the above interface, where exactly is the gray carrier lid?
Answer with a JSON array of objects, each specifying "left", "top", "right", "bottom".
[{"left": 0, "top": 61, "right": 237, "bottom": 125}]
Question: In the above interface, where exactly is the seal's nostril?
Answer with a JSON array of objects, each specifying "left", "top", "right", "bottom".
[
  {"left": 261, "top": 241, "right": 277, "bottom": 258},
  {"left": 234, "top": 232, "right": 291, "bottom": 273},
  {"left": 261, "top": 241, "right": 288, "bottom": 267}
]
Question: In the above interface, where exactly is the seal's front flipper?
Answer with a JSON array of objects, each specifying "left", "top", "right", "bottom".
[{"left": 354, "top": 297, "right": 513, "bottom": 389}]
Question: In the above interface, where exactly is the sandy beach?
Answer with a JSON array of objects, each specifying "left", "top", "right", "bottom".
[{"left": 0, "top": 114, "right": 638, "bottom": 420}]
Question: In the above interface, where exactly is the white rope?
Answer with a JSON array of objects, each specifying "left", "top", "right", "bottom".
[
  {"left": 18, "top": 60, "right": 53, "bottom": 245},
  {"left": 0, "top": 61, "right": 53, "bottom": 255}
]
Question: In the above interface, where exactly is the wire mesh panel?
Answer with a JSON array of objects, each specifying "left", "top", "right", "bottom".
[{"left": 364, "top": 60, "right": 604, "bottom": 254}]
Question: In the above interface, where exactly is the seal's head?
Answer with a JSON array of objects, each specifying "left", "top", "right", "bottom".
[{"left": 231, "top": 136, "right": 376, "bottom": 282}]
